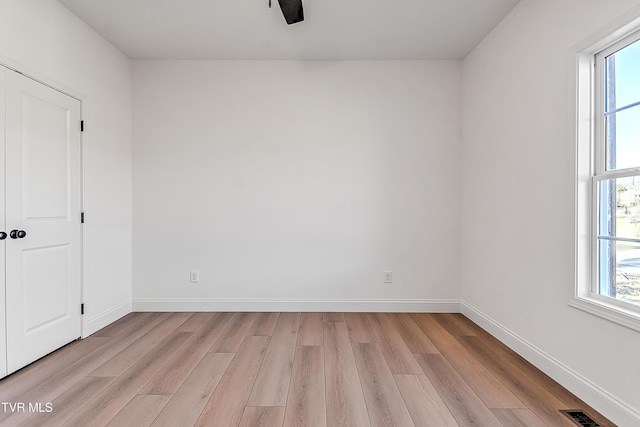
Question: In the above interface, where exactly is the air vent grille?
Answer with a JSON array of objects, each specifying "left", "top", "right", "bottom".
[{"left": 560, "top": 410, "right": 601, "bottom": 426}]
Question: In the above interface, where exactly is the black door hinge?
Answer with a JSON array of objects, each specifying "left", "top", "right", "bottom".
[
  {"left": 81, "top": 212, "right": 85, "bottom": 224},
  {"left": 81, "top": 303, "right": 85, "bottom": 315},
  {"left": 81, "top": 121, "right": 84, "bottom": 132}
]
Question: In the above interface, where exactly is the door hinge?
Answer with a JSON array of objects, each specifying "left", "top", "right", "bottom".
[
  {"left": 81, "top": 212, "right": 85, "bottom": 224},
  {"left": 81, "top": 120, "right": 84, "bottom": 132},
  {"left": 81, "top": 303, "right": 85, "bottom": 315}
]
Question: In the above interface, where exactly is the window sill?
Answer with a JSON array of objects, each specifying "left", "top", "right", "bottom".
[{"left": 569, "top": 295, "right": 640, "bottom": 333}]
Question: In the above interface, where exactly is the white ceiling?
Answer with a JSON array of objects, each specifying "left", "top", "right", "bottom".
[{"left": 57, "top": 0, "right": 520, "bottom": 60}]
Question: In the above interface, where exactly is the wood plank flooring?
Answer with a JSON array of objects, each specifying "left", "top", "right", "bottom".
[{"left": 0, "top": 313, "right": 614, "bottom": 427}]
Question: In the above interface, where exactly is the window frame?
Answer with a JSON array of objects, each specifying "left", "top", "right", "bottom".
[{"left": 572, "top": 18, "right": 640, "bottom": 332}]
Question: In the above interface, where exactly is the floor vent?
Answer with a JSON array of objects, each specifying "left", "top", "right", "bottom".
[{"left": 560, "top": 410, "right": 601, "bottom": 426}]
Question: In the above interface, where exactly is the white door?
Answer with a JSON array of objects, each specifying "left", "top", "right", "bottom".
[
  {"left": 0, "top": 69, "right": 7, "bottom": 378},
  {"left": 4, "top": 69, "right": 82, "bottom": 374}
]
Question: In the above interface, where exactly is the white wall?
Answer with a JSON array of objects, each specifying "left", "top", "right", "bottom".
[
  {"left": 133, "top": 60, "right": 461, "bottom": 311},
  {"left": 461, "top": 0, "right": 640, "bottom": 424},
  {"left": 0, "top": 0, "right": 133, "bottom": 335}
]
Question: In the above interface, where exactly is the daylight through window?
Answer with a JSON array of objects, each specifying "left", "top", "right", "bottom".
[{"left": 594, "top": 31, "right": 640, "bottom": 309}]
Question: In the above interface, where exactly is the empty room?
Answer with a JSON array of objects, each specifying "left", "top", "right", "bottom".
[{"left": 1, "top": 0, "right": 640, "bottom": 425}]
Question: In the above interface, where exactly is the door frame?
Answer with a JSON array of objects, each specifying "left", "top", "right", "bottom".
[
  {"left": 0, "top": 60, "right": 86, "bottom": 341},
  {"left": 0, "top": 66, "right": 6, "bottom": 378}
]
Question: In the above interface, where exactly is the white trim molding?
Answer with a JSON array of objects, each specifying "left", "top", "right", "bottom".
[
  {"left": 132, "top": 298, "right": 460, "bottom": 313},
  {"left": 84, "top": 300, "right": 132, "bottom": 338},
  {"left": 569, "top": 296, "right": 640, "bottom": 334},
  {"left": 461, "top": 302, "right": 640, "bottom": 427}
]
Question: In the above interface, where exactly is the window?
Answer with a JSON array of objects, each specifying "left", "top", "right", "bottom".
[
  {"left": 594, "top": 32, "right": 640, "bottom": 309},
  {"left": 573, "top": 21, "right": 640, "bottom": 331}
]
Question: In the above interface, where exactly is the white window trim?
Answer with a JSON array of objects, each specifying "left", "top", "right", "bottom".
[{"left": 571, "top": 13, "right": 640, "bottom": 333}]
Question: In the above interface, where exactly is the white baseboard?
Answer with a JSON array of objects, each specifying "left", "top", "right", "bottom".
[
  {"left": 461, "top": 301, "right": 640, "bottom": 427},
  {"left": 83, "top": 300, "right": 132, "bottom": 337},
  {"left": 132, "top": 298, "right": 460, "bottom": 313}
]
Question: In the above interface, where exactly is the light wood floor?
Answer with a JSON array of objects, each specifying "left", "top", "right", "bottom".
[{"left": 0, "top": 312, "right": 613, "bottom": 426}]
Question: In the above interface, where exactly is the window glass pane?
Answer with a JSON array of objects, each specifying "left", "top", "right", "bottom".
[
  {"left": 616, "top": 240, "right": 640, "bottom": 299},
  {"left": 598, "top": 179, "right": 616, "bottom": 238},
  {"left": 605, "top": 38, "right": 640, "bottom": 111},
  {"left": 598, "top": 238, "right": 616, "bottom": 298},
  {"left": 605, "top": 106, "right": 640, "bottom": 170},
  {"left": 599, "top": 177, "right": 640, "bottom": 240},
  {"left": 598, "top": 178, "right": 640, "bottom": 306},
  {"left": 604, "top": 36, "right": 640, "bottom": 171},
  {"left": 597, "top": 239, "right": 640, "bottom": 306}
]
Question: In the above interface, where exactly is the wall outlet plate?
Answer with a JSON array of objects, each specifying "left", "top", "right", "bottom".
[
  {"left": 384, "top": 270, "right": 393, "bottom": 283},
  {"left": 190, "top": 270, "right": 199, "bottom": 283}
]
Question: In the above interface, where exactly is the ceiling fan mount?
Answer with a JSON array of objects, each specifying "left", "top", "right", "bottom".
[{"left": 270, "top": 0, "right": 304, "bottom": 25}]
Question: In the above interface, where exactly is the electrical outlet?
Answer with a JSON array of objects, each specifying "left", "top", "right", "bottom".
[
  {"left": 384, "top": 270, "right": 393, "bottom": 284},
  {"left": 190, "top": 270, "right": 199, "bottom": 283}
]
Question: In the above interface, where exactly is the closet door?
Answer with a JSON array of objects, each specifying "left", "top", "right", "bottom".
[
  {"left": 4, "top": 70, "right": 82, "bottom": 374},
  {"left": 0, "top": 68, "right": 7, "bottom": 378}
]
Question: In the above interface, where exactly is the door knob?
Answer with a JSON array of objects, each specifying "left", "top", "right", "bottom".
[
  {"left": 10, "top": 230, "right": 26, "bottom": 239},
  {"left": 0, "top": 231, "right": 6, "bottom": 240}
]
